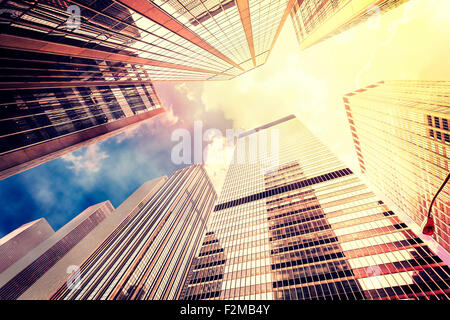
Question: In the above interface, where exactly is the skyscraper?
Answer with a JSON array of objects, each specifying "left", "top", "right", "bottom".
[
  {"left": 51, "top": 164, "right": 216, "bottom": 300},
  {"left": 18, "top": 177, "right": 167, "bottom": 300},
  {"left": 0, "top": 1, "right": 169, "bottom": 181},
  {"left": 0, "top": 201, "right": 114, "bottom": 300},
  {"left": 0, "top": 80, "right": 164, "bottom": 180},
  {"left": 0, "top": 218, "right": 55, "bottom": 274},
  {"left": 0, "top": 0, "right": 295, "bottom": 82},
  {"left": 344, "top": 80, "right": 450, "bottom": 253},
  {"left": 290, "top": 0, "right": 410, "bottom": 50},
  {"left": 182, "top": 115, "right": 450, "bottom": 300}
]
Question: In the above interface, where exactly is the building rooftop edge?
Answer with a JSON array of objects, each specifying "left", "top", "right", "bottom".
[{"left": 238, "top": 114, "right": 297, "bottom": 138}]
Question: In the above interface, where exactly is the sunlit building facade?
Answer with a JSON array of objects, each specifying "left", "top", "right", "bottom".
[
  {"left": 0, "top": 0, "right": 295, "bottom": 81},
  {"left": 344, "top": 80, "right": 450, "bottom": 254},
  {"left": 182, "top": 115, "right": 450, "bottom": 300},
  {"left": 51, "top": 165, "right": 216, "bottom": 300},
  {"left": 19, "top": 177, "right": 167, "bottom": 300},
  {"left": 290, "top": 0, "right": 410, "bottom": 50},
  {"left": 0, "top": 201, "right": 114, "bottom": 300}
]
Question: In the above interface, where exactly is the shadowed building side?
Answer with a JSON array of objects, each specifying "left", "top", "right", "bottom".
[
  {"left": 0, "top": 201, "right": 114, "bottom": 300},
  {"left": 0, "top": 218, "right": 55, "bottom": 274}
]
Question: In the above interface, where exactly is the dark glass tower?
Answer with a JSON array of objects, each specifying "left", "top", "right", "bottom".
[{"left": 0, "top": 78, "right": 164, "bottom": 180}]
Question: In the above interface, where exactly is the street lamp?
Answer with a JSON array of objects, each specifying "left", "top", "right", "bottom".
[{"left": 422, "top": 172, "right": 450, "bottom": 236}]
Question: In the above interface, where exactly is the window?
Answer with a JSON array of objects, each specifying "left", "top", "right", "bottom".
[
  {"left": 443, "top": 118, "right": 449, "bottom": 131},
  {"left": 435, "top": 116, "right": 441, "bottom": 128}
]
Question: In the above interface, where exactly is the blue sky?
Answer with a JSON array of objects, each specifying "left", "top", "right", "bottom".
[{"left": 0, "top": 82, "right": 233, "bottom": 237}]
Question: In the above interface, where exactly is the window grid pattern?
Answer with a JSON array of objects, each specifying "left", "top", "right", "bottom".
[
  {"left": 344, "top": 80, "right": 450, "bottom": 253},
  {"left": 0, "top": 0, "right": 291, "bottom": 80},
  {"left": 51, "top": 165, "right": 217, "bottom": 300},
  {"left": 183, "top": 116, "right": 450, "bottom": 300},
  {"left": 0, "top": 0, "right": 236, "bottom": 79},
  {"left": 290, "top": 0, "right": 410, "bottom": 50},
  {"left": 0, "top": 204, "right": 112, "bottom": 300},
  {"left": 0, "top": 77, "right": 162, "bottom": 155}
]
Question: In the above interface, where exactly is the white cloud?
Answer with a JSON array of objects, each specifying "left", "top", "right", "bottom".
[
  {"left": 203, "top": 135, "right": 234, "bottom": 195},
  {"left": 61, "top": 144, "right": 109, "bottom": 174},
  {"left": 115, "top": 104, "right": 179, "bottom": 143},
  {"left": 143, "top": 103, "right": 179, "bottom": 136},
  {"left": 115, "top": 125, "right": 141, "bottom": 144},
  {"left": 158, "top": 104, "right": 179, "bottom": 127},
  {"left": 175, "top": 82, "right": 196, "bottom": 101}
]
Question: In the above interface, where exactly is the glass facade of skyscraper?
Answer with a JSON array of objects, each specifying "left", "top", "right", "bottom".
[
  {"left": 0, "top": 79, "right": 164, "bottom": 180},
  {"left": 3, "top": 177, "right": 166, "bottom": 300},
  {"left": 182, "top": 115, "right": 450, "bottom": 300},
  {"left": 51, "top": 165, "right": 216, "bottom": 300},
  {"left": 290, "top": 0, "right": 409, "bottom": 50},
  {"left": 0, "top": 82, "right": 162, "bottom": 155},
  {"left": 0, "top": 0, "right": 294, "bottom": 81},
  {"left": 0, "top": 0, "right": 168, "bottom": 180},
  {"left": 344, "top": 80, "right": 450, "bottom": 253}
]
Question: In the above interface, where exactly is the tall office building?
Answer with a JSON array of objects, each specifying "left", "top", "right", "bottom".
[
  {"left": 18, "top": 177, "right": 167, "bottom": 300},
  {"left": 51, "top": 165, "right": 216, "bottom": 300},
  {"left": 0, "top": 76, "right": 164, "bottom": 180},
  {"left": 344, "top": 80, "right": 450, "bottom": 253},
  {"left": 0, "top": 0, "right": 167, "bottom": 181},
  {"left": 0, "top": 201, "right": 114, "bottom": 300},
  {"left": 182, "top": 115, "right": 450, "bottom": 300},
  {"left": 0, "top": 218, "right": 55, "bottom": 274},
  {"left": 290, "top": 0, "right": 409, "bottom": 50},
  {"left": 0, "top": 0, "right": 295, "bottom": 82}
]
